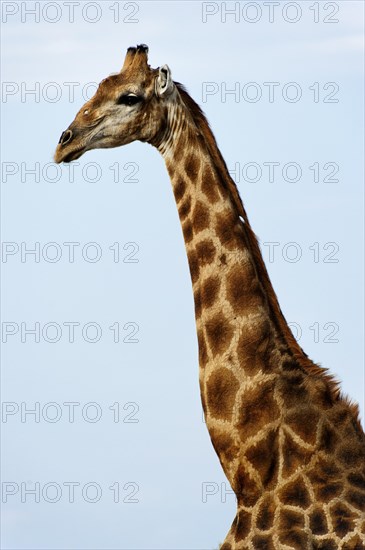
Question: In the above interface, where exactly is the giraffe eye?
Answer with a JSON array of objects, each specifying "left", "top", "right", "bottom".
[{"left": 116, "top": 94, "right": 143, "bottom": 107}]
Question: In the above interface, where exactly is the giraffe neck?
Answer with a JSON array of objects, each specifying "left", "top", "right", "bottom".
[
  {"left": 153, "top": 87, "right": 291, "bottom": 430},
  {"left": 155, "top": 86, "right": 291, "bottom": 366},
  {"left": 153, "top": 83, "right": 310, "bottom": 364},
  {"left": 151, "top": 86, "right": 365, "bottom": 548}
]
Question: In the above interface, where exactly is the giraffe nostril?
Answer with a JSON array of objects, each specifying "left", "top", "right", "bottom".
[{"left": 59, "top": 129, "right": 73, "bottom": 146}]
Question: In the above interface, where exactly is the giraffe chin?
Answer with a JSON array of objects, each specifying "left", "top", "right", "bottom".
[{"left": 54, "top": 147, "right": 85, "bottom": 164}]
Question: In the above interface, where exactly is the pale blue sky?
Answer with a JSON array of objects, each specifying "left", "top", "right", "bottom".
[{"left": 1, "top": 2, "right": 364, "bottom": 549}]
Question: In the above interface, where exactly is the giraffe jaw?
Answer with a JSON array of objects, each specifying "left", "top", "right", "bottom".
[
  {"left": 54, "top": 137, "right": 115, "bottom": 163},
  {"left": 54, "top": 136, "right": 101, "bottom": 163},
  {"left": 57, "top": 148, "right": 85, "bottom": 163}
]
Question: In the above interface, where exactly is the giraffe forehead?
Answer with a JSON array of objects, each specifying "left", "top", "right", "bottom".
[{"left": 96, "top": 72, "right": 156, "bottom": 99}]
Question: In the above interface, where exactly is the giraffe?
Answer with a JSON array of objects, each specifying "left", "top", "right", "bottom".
[{"left": 54, "top": 45, "right": 365, "bottom": 549}]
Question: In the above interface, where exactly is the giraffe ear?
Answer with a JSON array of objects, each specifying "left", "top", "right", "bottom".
[{"left": 156, "top": 65, "right": 173, "bottom": 97}]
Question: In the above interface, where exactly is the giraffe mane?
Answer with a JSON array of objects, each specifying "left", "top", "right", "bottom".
[{"left": 174, "top": 82, "right": 362, "bottom": 427}]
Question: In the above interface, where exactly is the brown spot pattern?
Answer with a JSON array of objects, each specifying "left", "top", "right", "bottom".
[
  {"left": 327, "top": 403, "right": 351, "bottom": 428},
  {"left": 237, "top": 318, "right": 272, "bottom": 374},
  {"left": 201, "top": 165, "right": 220, "bottom": 203},
  {"left": 215, "top": 211, "right": 242, "bottom": 251},
  {"left": 195, "top": 239, "right": 216, "bottom": 265},
  {"left": 277, "top": 371, "right": 308, "bottom": 409},
  {"left": 318, "top": 420, "right": 338, "bottom": 453},
  {"left": 233, "top": 509, "right": 251, "bottom": 542},
  {"left": 233, "top": 465, "right": 262, "bottom": 507},
  {"left": 342, "top": 535, "right": 365, "bottom": 550},
  {"left": 285, "top": 407, "right": 320, "bottom": 445},
  {"left": 193, "top": 289, "right": 202, "bottom": 318},
  {"left": 256, "top": 495, "right": 275, "bottom": 531},
  {"left": 173, "top": 177, "right": 186, "bottom": 202},
  {"left": 210, "top": 429, "right": 239, "bottom": 464},
  {"left": 309, "top": 506, "right": 328, "bottom": 535},
  {"left": 345, "top": 490, "right": 365, "bottom": 510},
  {"left": 316, "top": 382, "right": 336, "bottom": 409},
  {"left": 178, "top": 195, "right": 192, "bottom": 219},
  {"left": 279, "top": 476, "right": 311, "bottom": 508},
  {"left": 166, "top": 162, "right": 175, "bottom": 180},
  {"left": 337, "top": 438, "right": 365, "bottom": 468},
  {"left": 182, "top": 220, "right": 193, "bottom": 243},
  {"left": 312, "top": 540, "right": 337, "bottom": 550},
  {"left": 219, "top": 253, "right": 227, "bottom": 266},
  {"left": 205, "top": 314, "right": 234, "bottom": 356},
  {"left": 237, "top": 380, "right": 279, "bottom": 440},
  {"left": 184, "top": 154, "right": 199, "bottom": 180},
  {"left": 192, "top": 200, "right": 210, "bottom": 233},
  {"left": 246, "top": 429, "right": 279, "bottom": 489},
  {"left": 279, "top": 508, "right": 304, "bottom": 531},
  {"left": 281, "top": 358, "right": 301, "bottom": 372},
  {"left": 348, "top": 472, "right": 365, "bottom": 490},
  {"left": 197, "top": 329, "right": 208, "bottom": 365},
  {"left": 201, "top": 275, "right": 220, "bottom": 309},
  {"left": 307, "top": 458, "right": 344, "bottom": 503},
  {"left": 330, "top": 502, "right": 355, "bottom": 538},
  {"left": 205, "top": 367, "right": 239, "bottom": 421},
  {"left": 314, "top": 480, "right": 343, "bottom": 503},
  {"left": 251, "top": 535, "right": 275, "bottom": 549},
  {"left": 187, "top": 250, "right": 199, "bottom": 283},
  {"left": 279, "top": 510, "right": 308, "bottom": 548},
  {"left": 308, "top": 377, "right": 336, "bottom": 409},
  {"left": 225, "top": 265, "right": 263, "bottom": 314},
  {"left": 282, "top": 430, "right": 313, "bottom": 478}
]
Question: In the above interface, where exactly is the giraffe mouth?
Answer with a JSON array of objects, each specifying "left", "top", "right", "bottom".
[{"left": 57, "top": 147, "right": 85, "bottom": 163}]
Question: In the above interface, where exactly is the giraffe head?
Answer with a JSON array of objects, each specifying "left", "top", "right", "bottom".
[{"left": 54, "top": 44, "right": 175, "bottom": 163}]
